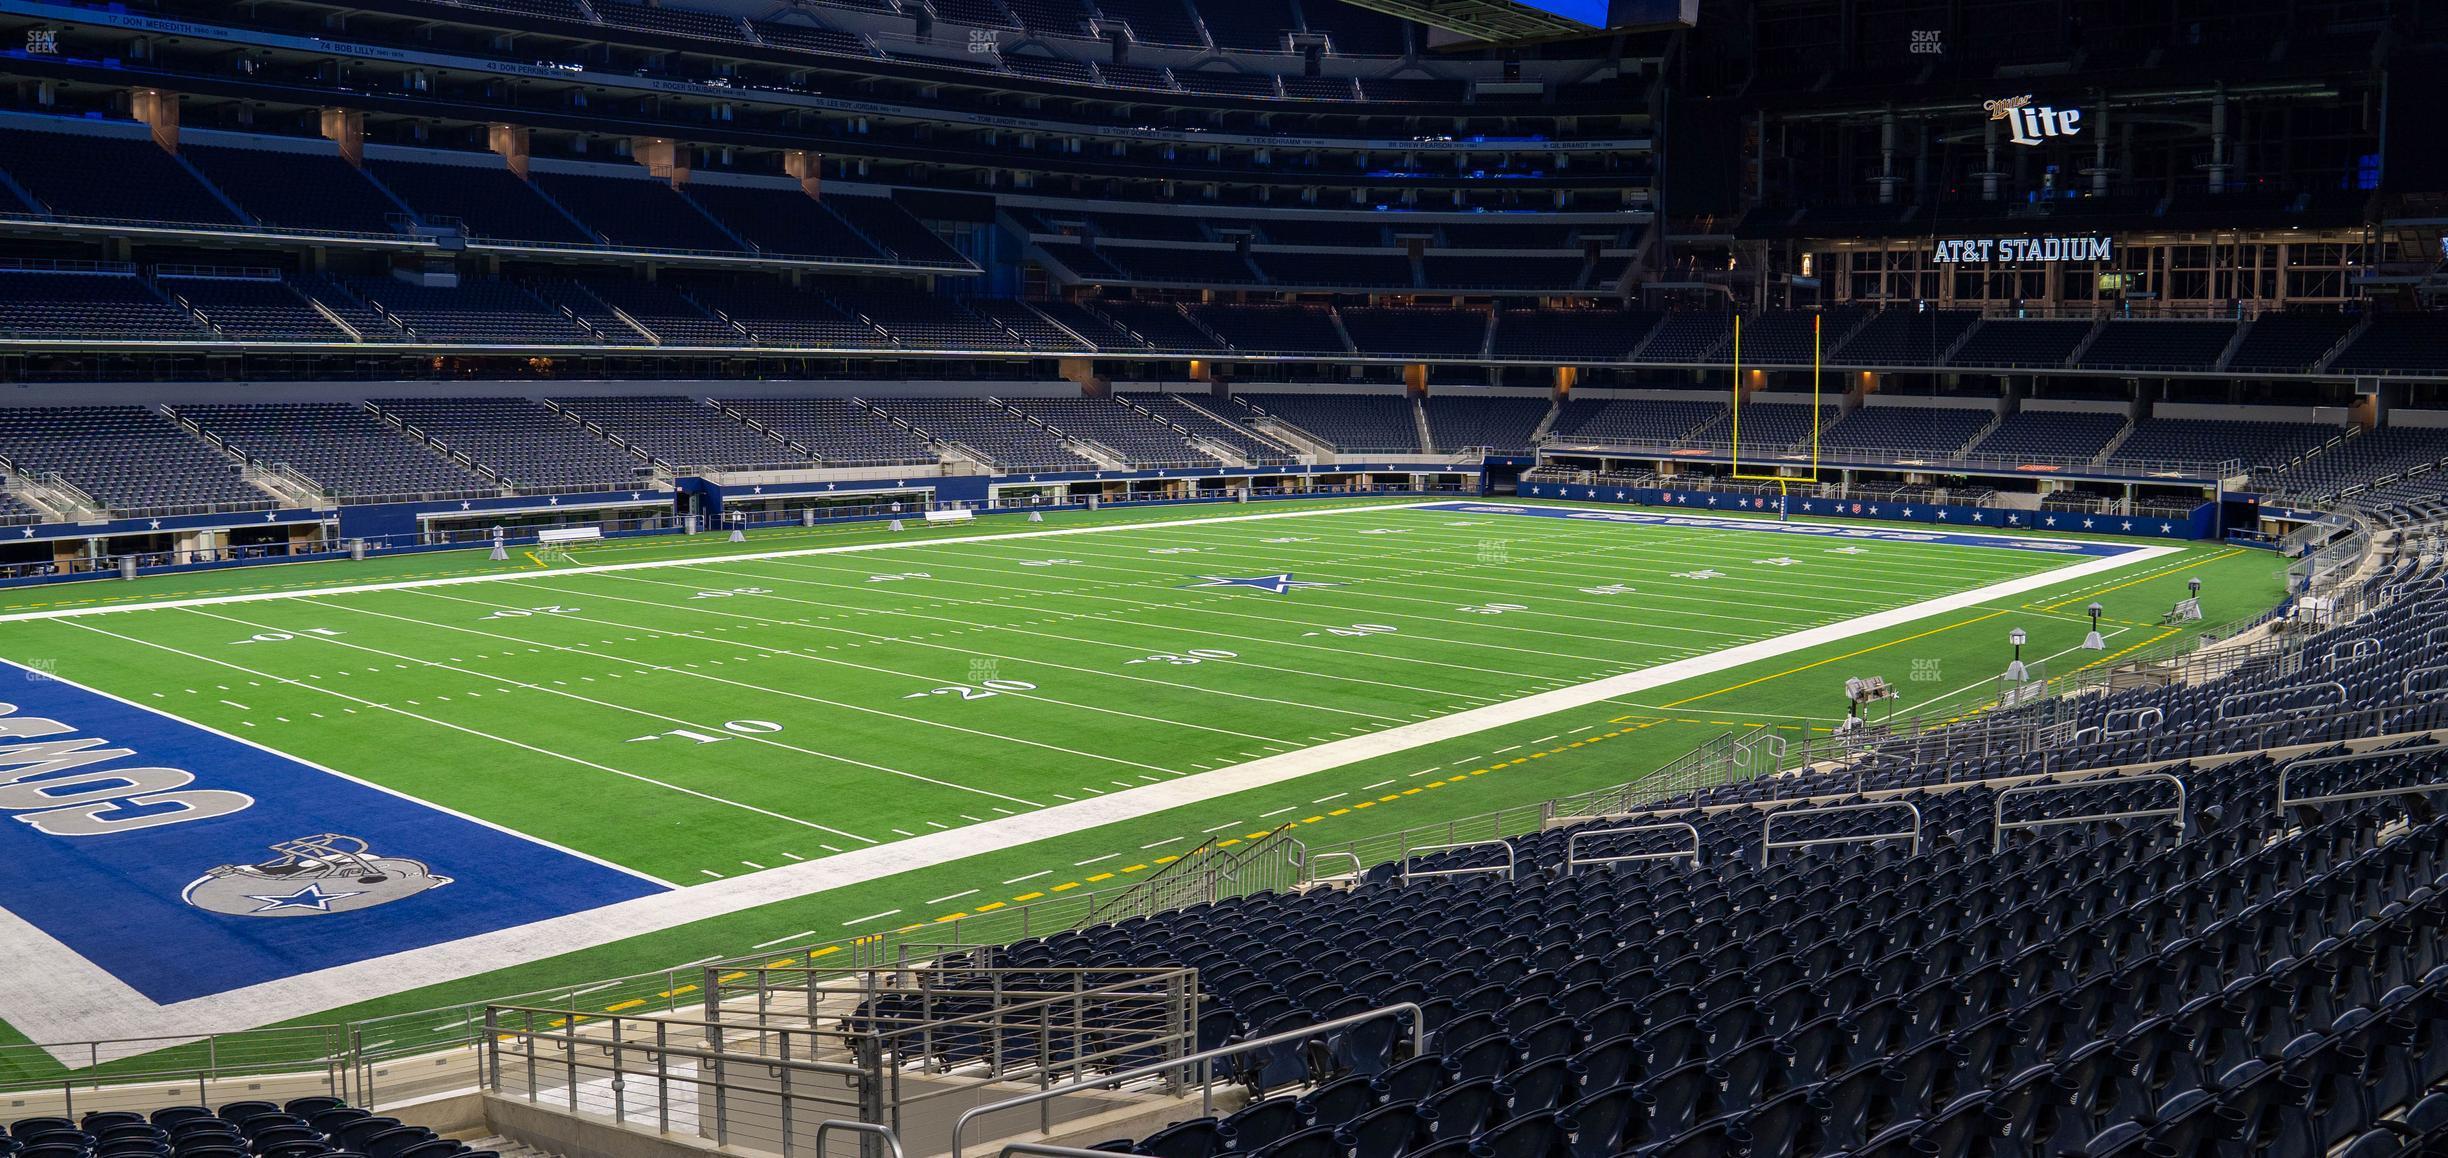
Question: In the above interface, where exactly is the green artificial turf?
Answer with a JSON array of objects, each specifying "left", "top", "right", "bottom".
[{"left": 0, "top": 496, "right": 2291, "bottom": 1080}]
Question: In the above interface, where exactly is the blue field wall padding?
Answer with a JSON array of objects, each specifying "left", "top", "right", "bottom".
[{"left": 1514, "top": 481, "right": 2221, "bottom": 540}]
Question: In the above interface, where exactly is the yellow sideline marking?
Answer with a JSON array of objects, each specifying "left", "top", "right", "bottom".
[
  {"left": 1661, "top": 609, "right": 2012, "bottom": 708},
  {"left": 574, "top": 714, "right": 1710, "bottom": 1023},
  {"left": 900, "top": 719, "right": 1682, "bottom": 932},
  {"left": 2041, "top": 547, "right": 2244, "bottom": 610}
]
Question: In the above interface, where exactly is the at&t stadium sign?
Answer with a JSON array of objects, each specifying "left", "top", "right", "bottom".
[{"left": 1930, "top": 236, "right": 2113, "bottom": 264}]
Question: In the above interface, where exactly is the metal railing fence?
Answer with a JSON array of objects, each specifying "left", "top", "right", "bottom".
[
  {"left": 2276, "top": 741, "right": 2448, "bottom": 814},
  {"left": 482, "top": 966, "right": 1196, "bottom": 1157},
  {"left": 1993, "top": 772, "right": 2189, "bottom": 851},
  {"left": 0, "top": 1027, "right": 348, "bottom": 1117},
  {"left": 1762, "top": 800, "right": 1924, "bottom": 859},
  {"left": 484, "top": 1006, "right": 870, "bottom": 1157},
  {"left": 948, "top": 1003, "right": 1423, "bottom": 1158}
]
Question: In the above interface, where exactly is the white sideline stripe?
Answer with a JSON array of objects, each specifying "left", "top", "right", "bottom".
[
  {"left": 0, "top": 501, "right": 1438, "bottom": 623},
  {"left": 0, "top": 535, "right": 2178, "bottom": 1053}
]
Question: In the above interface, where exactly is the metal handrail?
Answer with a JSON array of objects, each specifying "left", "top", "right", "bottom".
[
  {"left": 1564, "top": 823, "right": 1702, "bottom": 873},
  {"left": 482, "top": 1006, "right": 866, "bottom": 1077},
  {"left": 948, "top": 1002, "right": 1424, "bottom": 1158},
  {"left": 1399, "top": 839, "right": 1516, "bottom": 882},
  {"left": 1762, "top": 800, "right": 1923, "bottom": 859},
  {"left": 1306, "top": 850, "right": 1364, "bottom": 884},
  {"left": 483, "top": 1005, "right": 868, "bottom": 1153},
  {"left": 2216, "top": 682, "right": 2348, "bottom": 720},
  {"left": 2405, "top": 664, "right": 2448, "bottom": 698},
  {"left": 2278, "top": 741, "right": 2448, "bottom": 813},
  {"left": 2103, "top": 707, "right": 2164, "bottom": 738},
  {"left": 2324, "top": 639, "right": 2381, "bottom": 666},
  {"left": 0, "top": 209, "right": 429, "bottom": 245},
  {"left": 0, "top": 1026, "right": 347, "bottom": 1108},
  {"left": 1992, "top": 772, "right": 2188, "bottom": 852},
  {"left": 815, "top": 1121, "right": 908, "bottom": 1158},
  {"left": 464, "top": 234, "right": 977, "bottom": 272}
]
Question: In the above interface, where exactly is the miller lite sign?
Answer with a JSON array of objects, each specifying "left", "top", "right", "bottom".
[{"left": 1985, "top": 95, "right": 2081, "bottom": 146}]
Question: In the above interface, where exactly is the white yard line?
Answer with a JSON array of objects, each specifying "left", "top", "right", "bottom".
[
  {"left": 498, "top": 572, "right": 1377, "bottom": 735},
  {"left": 0, "top": 536, "right": 2175, "bottom": 1050},
  {"left": 177, "top": 604, "right": 1049, "bottom": 809},
  {"left": 1105, "top": 514, "right": 2045, "bottom": 614},
  {"left": 740, "top": 553, "right": 1527, "bottom": 690},
  {"left": 703, "top": 518, "right": 1784, "bottom": 665},
  {"left": 54, "top": 619, "right": 891, "bottom": 841},
  {"left": 335, "top": 592, "right": 1219, "bottom": 776},
  {"left": 992, "top": 521, "right": 1817, "bottom": 626},
  {"left": 1010, "top": 536, "right": 1787, "bottom": 648},
  {"left": 1120, "top": 520, "right": 2041, "bottom": 623},
  {"left": 0, "top": 502, "right": 1441, "bottom": 624},
  {"left": 935, "top": 523, "right": 2063, "bottom": 668},
  {"left": 651, "top": 555, "right": 1486, "bottom": 710}
]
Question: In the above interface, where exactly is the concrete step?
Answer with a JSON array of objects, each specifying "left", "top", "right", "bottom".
[{"left": 463, "top": 1133, "right": 560, "bottom": 1158}]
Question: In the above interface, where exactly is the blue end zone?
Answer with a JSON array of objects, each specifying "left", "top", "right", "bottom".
[
  {"left": 0, "top": 661, "right": 669, "bottom": 1004},
  {"left": 1421, "top": 502, "right": 2148, "bottom": 558}
]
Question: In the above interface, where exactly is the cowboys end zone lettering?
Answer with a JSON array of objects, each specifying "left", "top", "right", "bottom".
[
  {"left": 1429, "top": 503, "right": 2138, "bottom": 557},
  {"left": 0, "top": 659, "right": 666, "bottom": 1003}
]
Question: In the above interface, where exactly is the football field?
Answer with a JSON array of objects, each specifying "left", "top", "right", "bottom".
[{"left": 0, "top": 497, "right": 2280, "bottom": 1056}]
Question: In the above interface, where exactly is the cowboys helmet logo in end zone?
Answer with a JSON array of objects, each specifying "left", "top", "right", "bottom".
[{"left": 182, "top": 834, "right": 451, "bottom": 918}]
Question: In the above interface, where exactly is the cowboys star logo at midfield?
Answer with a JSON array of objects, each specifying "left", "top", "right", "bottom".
[
  {"left": 183, "top": 834, "right": 452, "bottom": 918},
  {"left": 1186, "top": 573, "right": 1341, "bottom": 594}
]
